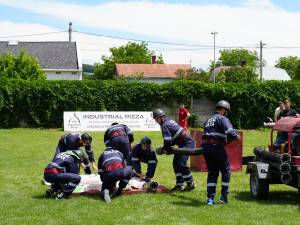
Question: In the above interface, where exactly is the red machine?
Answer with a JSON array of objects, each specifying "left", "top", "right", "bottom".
[{"left": 246, "top": 117, "right": 300, "bottom": 199}]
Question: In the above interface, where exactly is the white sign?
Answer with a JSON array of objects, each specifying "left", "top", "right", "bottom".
[{"left": 64, "top": 111, "right": 161, "bottom": 131}]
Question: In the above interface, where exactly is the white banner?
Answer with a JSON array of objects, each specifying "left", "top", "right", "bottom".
[{"left": 64, "top": 111, "right": 161, "bottom": 131}]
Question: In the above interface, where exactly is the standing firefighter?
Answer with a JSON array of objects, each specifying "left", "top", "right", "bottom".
[
  {"left": 153, "top": 109, "right": 195, "bottom": 192},
  {"left": 98, "top": 147, "right": 132, "bottom": 203},
  {"left": 54, "top": 133, "right": 97, "bottom": 172},
  {"left": 44, "top": 149, "right": 86, "bottom": 199},
  {"left": 129, "top": 136, "right": 157, "bottom": 182},
  {"left": 104, "top": 123, "right": 134, "bottom": 162},
  {"left": 202, "top": 100, "right": 240, "bottom": 205}
]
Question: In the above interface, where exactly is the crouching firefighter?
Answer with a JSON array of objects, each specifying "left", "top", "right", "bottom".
[
  {"left": 44, "top": 149, "right": 89, "bottom": 199},
  {"left": 129, "top": 136, "right": 157, "bottom": 182},
  {"left": 54, "top": 133, "right": 97, "bottom": 172},
  {"left": 153, "top": 109, "right": 195, "bottom": 192},
  {"left": 202, "top": 100, "right": 240, "bottom": 205},
  {"left": 104, "top": 123, "right": 134, "bottom": 162},
  {"left": 98, "top": 147, "right": 133, "bottom": 203}
]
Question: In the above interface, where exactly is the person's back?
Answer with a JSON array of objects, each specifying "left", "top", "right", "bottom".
[
  {"left": 98, "top": 147, "right": 132, "bottom": 202},
  {"left": 44, "top": 150, "right": 84, "bottom": 199},
  {"left": 104, "top": 123, "right": 134, "bottom": 160}
]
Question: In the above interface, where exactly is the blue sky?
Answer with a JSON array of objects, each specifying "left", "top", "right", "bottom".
[{"left": 0, "top": 0, "right": 300, "bottom": 68}]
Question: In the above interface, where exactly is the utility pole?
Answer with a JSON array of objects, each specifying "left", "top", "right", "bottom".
[
  {"left": 259, "top": 41, "right": 265, "bottom": 82},
  {"left": 211, "top": 31, "right": 218, "bottom": 84},
  {"left": 68, "top": 22, "right": 72, "bottom": 42}
]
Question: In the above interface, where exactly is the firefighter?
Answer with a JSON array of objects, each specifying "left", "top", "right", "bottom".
[
  {"left": 44, "top": 149, "right": 88, "bottom": 199},
  {"left": 98, "top": 146, "right": 132, "bottom": 203},
  {"left": 104, "top": 122, "right": 134, "bottom": 162},
  {"left": 54, "top": 133, "right": 97, "bottom": 171},
  {"left": 129, "top": 136, "right": 157, "bottom": 182},
  {"left": 153, "top": 109, "right": 195, "bottom": 192},
  {"left": 202, "top": 100, "right": 240, "bottom": 205}
]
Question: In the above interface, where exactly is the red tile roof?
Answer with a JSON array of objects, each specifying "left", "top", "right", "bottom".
[{"left": 115, "top": 64, "right": 191, "bottom": 78}]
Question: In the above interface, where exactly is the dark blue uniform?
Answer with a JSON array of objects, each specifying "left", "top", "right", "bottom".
[
  {"left": 98, "top": 147, "right": 132, "bottom": 192},
  {"left": 44, "top": 152, "right": 82, "bottom": 196},
  {"left": 202, "top": 112, "right": 239, "bottom": 199},
  {"left": 274, "top": 108, "right": 298, "bottom": 146},
  {"left": 104, "top": 124, "right": 134, "bottom": 160},
  {"left": 160, "top": 118, "right": 194, "bottom": 186},
  {"left": 54, "top": 133, "right": 95, "bottom": 166},
  {"left": 129, "top": 143, "right": 157, "bottom": 179}
]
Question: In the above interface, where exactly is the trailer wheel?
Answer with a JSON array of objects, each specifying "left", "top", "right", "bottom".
[{"left": 250, "top": 170, "right": 269, "bottom": 199}]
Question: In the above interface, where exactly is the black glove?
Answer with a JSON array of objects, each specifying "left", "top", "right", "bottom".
[
  {"left": 84, "top": 165, "right": 92, "bottom": 174},
  {"left": 155, "top": 146, "right": 165, "bottom": 155}
]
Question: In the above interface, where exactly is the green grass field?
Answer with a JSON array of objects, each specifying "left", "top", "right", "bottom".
[{"left": 0, "top": 129, "right": 299, "bottom": 225}]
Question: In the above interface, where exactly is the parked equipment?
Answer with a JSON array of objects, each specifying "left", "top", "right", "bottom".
[{"left": 246, "top": 117, "right": 300, "bottom": 199}]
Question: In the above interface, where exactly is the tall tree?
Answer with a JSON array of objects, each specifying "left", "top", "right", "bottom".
[
  {"left": 0, "top": 50, "right": 45, "bottom": 80},
  {"left": 217, "top": 49, "right": 259, "bottom": 67},
  {"left": 209, "top": 49, "right": 259, "bottom": 83},
  {"left": 275, "top": 56, "right": 300, "bottom": 80},
  {"left": 94, "top": 42, "right": 164, "bottom": 79}
]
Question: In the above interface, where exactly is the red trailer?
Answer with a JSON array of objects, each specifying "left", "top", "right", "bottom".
[{"left": 246, "top": 117, "right": 300, "bottom": 199}]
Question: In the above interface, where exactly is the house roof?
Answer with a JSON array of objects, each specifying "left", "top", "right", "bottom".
[
  {"left": 260, "top": 66, "right": 291, "bottom": 81},
  {"left": 0, "top": 41, "right": 79, "bottom": 70},
  {"left": 115, "top": 64, "right": 191, "bottom": 78}
]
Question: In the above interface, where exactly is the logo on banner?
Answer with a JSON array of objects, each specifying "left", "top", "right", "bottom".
[{"left": 67, "top": 113, "right": 82, "bottom": 129}]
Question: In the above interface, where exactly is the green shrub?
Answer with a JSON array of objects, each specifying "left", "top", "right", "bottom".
[{"left": 1, "top": 79, "right": 300, "bottom": 128}]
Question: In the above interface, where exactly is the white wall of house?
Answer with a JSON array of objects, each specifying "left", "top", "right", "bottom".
[{"left": 46, "top": 71, "right": 82, "bottom": 80}]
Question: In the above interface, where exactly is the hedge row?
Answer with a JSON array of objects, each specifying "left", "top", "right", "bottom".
[{"left": 0, "top": 79, "right": 300, "bottom": 129}]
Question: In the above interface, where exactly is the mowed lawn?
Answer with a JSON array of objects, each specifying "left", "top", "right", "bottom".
[{"left": 0, "top": 129, "right": 299, "bottom": 225}]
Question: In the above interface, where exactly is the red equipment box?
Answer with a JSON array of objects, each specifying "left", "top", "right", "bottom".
[{"left": 190, "top": 130, "right": 243, "bottom": 172}]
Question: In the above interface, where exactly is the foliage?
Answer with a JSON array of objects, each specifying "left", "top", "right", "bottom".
[
  {"left": 0, "top": 50, "right": 46, "bottom": 80},
  {"left": 275, "top": 56, "right": 300, "bottom": 80},
  {"left": 216, "top": 66, "right": 258, "bottom": 83},
  {"left": 82, "top": 63, "right": 95, "bottom": 73},
  {"left": 94, "top": 42, "right": 164, "bottom": 80},
  {"left": 1, "top": 79, "right": 300, "bottom": 129},
  {"left": 175, "top": 67, "right": 210, "bottom": 81},
  {"left": 217, "top": 49, "right": 259, "bottom": 68}
]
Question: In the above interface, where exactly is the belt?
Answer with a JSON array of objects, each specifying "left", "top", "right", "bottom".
[
  {"left": 44, "top": 168, "right": 60, "bottom": 174},
  {"left": 105, "top": 162, "right": 124, "bottom": 171},
  {"left": 202, "top": 137, "right": 225, "bottom": 145}
]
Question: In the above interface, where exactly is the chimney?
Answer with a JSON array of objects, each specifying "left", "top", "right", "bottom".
[
  {"left": 68, "top": 22, "right": 72, "bottom": 42},
  {"left": 151, "top": 55, "right": 157, "bottom": 64}
]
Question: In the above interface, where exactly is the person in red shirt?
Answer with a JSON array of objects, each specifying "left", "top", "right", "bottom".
[{"left": 178, "top": 103, "right": 190, "bottom": 129}]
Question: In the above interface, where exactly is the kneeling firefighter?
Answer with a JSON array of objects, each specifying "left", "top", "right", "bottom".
[
  {"left": 44, "top": 149, "right": 89, "bottom": 199},
  {"left": 98, "top": 146, "right": 133, "bottom": 203}
]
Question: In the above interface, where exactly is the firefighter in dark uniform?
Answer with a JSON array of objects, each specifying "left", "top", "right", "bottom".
[
  {"left": 104, "top": 123, "right": 134, "bottom": 162},
  {"left": 129, "top": 136, "right": 157, "bottom": 182},
  {"left": 44, "top": 149, "right": 87, "bottom": 199},
  {"left": 54, "top": 133, "right": 97, "bottom": 171},
  {"left": 98, "top": 146, "right": 133, "bottom": 203},
  {"left": 202, "top": 100, "right": 240, "bottom": 205},
  {"left": 153, "top": 109, "right": 195, "bottom": 192}
]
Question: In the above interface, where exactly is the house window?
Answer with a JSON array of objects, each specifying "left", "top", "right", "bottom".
[{"left": 55, "top": 72, "right": 61, "bottom": 74}]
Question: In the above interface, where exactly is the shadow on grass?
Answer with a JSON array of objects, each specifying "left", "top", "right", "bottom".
[
  {"left": 168, "top": 192, "right": 205, "bottom": 207},
  {"left": 235, "top": 190, "right": 300, "bottom": 206},
  {"left": 32, "top": 194, "right": 47, "bottom": 200}
]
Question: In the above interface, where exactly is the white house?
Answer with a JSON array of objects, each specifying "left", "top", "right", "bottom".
[{"left": 0, "top": 41, "right": 82, "bottom": 80}]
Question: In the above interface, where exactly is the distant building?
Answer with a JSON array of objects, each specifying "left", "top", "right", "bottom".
[
  {"left": 211, "top": 65, "right": 291, "bottom": 81},
  {"left": 115, "top": 63, "right": 191, "bottom": 83},
  {"left": 0, "top": 41, "right": 82, "bottom": 80},
  {"left": 259, "top": 66, "right": 291, "bottom": 81}
]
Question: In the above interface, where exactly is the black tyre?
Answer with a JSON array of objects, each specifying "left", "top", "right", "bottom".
[{"left": 250, "top": 170, "right": 269, "bottom": 199}]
